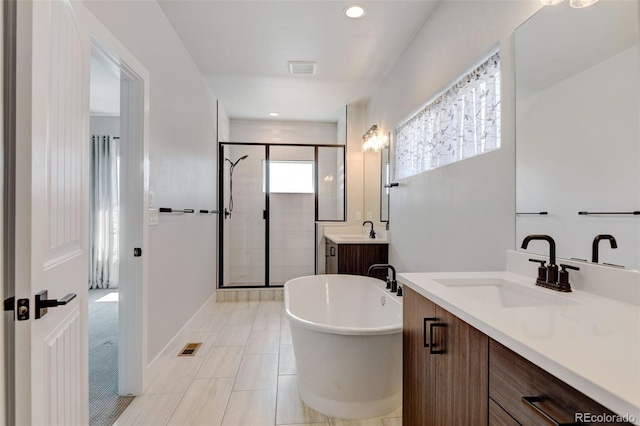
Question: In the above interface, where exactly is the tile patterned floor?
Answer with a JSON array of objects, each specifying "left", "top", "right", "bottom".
[{"left": 114, "top": 299, "right": 402, "bottom": 426}]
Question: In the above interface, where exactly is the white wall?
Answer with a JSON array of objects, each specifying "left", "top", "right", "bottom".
[
  {"left": 345, "top": 102, "right": 366, "bottom": 225},
  {"left": 89, "top": 115, "right": 119, "bottom": 137},
  {"left": 83, "top": 1, "right": 218, "bottom": 362},
  {"left": 230, "top": 120, "right": 337, "bottom": 144},
  {"left": 366, "top": 1, "right": 542, "bottom": 273},
  {"left": 218, "top": 102, "right": 230, "bottom": 143}
]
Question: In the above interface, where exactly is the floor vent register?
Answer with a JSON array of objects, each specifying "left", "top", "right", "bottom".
[{"left": 178, "top": 343, "right": 202, "bottom": 356}]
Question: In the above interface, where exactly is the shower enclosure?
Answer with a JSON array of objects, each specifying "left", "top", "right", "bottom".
[{"left": 218, "top": 142, "right": 345, "bottom": 288}]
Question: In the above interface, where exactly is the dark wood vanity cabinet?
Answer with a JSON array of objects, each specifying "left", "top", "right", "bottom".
[
  {"left": 403, "top": 287, "right": 631, "bottom": 426},
  {"left": 324, "top": 239, "right": 388, "bottom": 278},
  {"left": 489, "top": 399, "right": 519, "bottom": 426},
  {"left": 403, "top": 286, "right": 488, "bottom": 425},
  {"left": 325, "top": 240, "right": 338, "bottom": 274},
  {"left": 489, "top": 339, "right": 632, "bottom": 426}
]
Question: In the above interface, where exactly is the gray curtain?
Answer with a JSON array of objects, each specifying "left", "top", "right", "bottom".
[{"left": 89, "top": 135, "right": 120, "bottom": 289}]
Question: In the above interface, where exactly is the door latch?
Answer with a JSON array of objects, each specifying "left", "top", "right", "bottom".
[
  {"left": 17, "top": 299, "right": 29, "bottom": 321},
  {"left": 4, "top": 297, "right": 29, "bottom": 320}
]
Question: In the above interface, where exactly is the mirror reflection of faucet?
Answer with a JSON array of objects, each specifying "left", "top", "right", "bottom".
[
  {"left": 362, "top": 220, "right": 376, "bottom": 239},
  {"left": 592, "top": 234, "right": 618, "bottom": 264}
]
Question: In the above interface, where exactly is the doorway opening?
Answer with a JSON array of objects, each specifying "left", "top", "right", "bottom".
[
  {"left": 88, "top": 50, "right": 130, "bottom": 425},
  {"left": 88, "top": 39, "right": 145, "bottom": 425}
]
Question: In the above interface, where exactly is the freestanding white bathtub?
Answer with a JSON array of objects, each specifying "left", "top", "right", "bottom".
[{"left": 284, "top": 274, "right": 402, "bottom": 419}]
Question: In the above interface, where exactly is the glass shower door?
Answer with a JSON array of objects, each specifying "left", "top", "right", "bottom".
[
  {"left": 268, "top": 146, "right": 316, "bottom": 285},
  {"left": 219, "top": 143, "right": 345, "bottom": 287},
  {"left": 221, "top": 144, "right": 267, "bottom": 287},
  {"left": 317, "top": 146, "right": 345, "bottom": 222}
]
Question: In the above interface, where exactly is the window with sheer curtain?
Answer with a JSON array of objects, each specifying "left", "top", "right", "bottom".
[
  {"left": 394, "top": 52, "right": 501, "bottom": 179},
  {"left": 89, "top": 135, "right": 120, "bottom": 289}
]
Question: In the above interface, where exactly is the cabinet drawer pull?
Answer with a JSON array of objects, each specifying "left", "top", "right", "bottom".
[
  {"left": 429, "top": 322, "right": 447, "bottom": 354},
  {"left": 521, "top": 396, "right": 581, "bottom": 425},
  {"left": 423, "top": 317, "right": 437, "bottom": 348}
]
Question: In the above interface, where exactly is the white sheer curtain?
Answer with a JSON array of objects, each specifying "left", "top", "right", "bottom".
[
  {"left": 89, "top": 135, "right": 120, "bottom": 289},
  {"left": 395, "top": 52, "right": 501, "bottom": 179}
]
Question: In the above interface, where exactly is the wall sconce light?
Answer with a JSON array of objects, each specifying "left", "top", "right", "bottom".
[
  {"left": 540, "top": 0, "right": 599, "bottom": 8},
  {"left": 362, "top": 125, "right": 389, "bottom": 152}
]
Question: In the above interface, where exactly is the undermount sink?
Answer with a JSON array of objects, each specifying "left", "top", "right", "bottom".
[{"left": 434, "top": 278, "right": 579, "bottom": 308}]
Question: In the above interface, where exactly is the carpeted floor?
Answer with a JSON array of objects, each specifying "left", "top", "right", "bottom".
[{"left": 89, "top": 289, "right": 134, "bottom": 426}]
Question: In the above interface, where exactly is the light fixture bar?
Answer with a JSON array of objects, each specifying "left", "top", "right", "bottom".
[{"left": 362, "top": 125, "right": 389, "bottom": 152}]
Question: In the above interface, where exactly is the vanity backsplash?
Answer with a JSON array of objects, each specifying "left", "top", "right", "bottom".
[{"left": 507, "top": 250, "right": 640, "bottom": 306}]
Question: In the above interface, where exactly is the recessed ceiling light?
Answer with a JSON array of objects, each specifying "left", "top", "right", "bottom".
[
  {"left": 269, "top": 112, "right": 280, "bottom": 117},
  {"left": 344, "top": 4, "right": 366, "bottom": 19}
]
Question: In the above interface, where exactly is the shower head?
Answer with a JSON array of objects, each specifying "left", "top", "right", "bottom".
[
  {"left": 225, "top": 154, "right": 249, "bottom": 218},
  {"left": 226, "top": 155, "right": 249, "bottom": 167}
]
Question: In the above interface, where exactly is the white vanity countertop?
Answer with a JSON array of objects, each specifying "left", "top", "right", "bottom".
[
  {"left": 324, "top": 226, "right": 389, "bottom": 244},
  {"left": 324, "top": 233, "right": 389, "bottom": 244},
  {"left": 398, "top": 271, "right": 640, "bottom": 422}
]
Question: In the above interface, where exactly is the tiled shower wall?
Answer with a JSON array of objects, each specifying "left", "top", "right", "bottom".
[{"left": 269, "top": 193, "right": 315, "bottom": 284}]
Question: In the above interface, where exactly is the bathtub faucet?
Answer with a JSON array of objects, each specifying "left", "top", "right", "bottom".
[{"left": 367, "top": 264, "right": 402, "bottom": 296}]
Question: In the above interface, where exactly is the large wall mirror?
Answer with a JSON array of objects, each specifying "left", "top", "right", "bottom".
[
  {"left": 363, "top": 148, "right": 382, "bottom": 224},
  {"left": 515, "top": 0, "right": 639, "bottom": 269},
  {"left": 363, "top": 141, "right": 391, "bottom": 225},
  {"left": 380, "top": 146, "right": 390, "bottom": 223}
]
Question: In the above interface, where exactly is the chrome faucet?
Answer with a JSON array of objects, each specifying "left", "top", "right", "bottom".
[
  {"left": 363, "top": 220, "right": 376, "bottom": 239},
  {"left": 367, "top": 264, "right": 401, "bottom": 296},
  {"left": 592, "top": 234, "right": 617, "bottom": 263}
]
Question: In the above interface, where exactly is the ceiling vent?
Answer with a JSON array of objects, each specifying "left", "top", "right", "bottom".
[{"left": 288, "top": 61, "right": 317, "bottom": 75}]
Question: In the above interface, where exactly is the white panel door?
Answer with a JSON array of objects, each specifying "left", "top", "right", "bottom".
[{"left": 14, "top": 0, "right": 90, "bottom": 424}]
